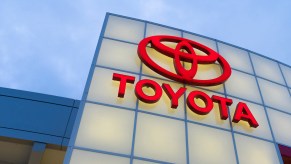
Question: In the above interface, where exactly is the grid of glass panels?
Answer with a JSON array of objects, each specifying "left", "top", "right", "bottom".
[{"left": 66, "top": 13, "right": 291, "bottom": 164}]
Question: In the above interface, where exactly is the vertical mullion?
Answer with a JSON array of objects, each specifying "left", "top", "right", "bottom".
[
  {"left": 278, "top": 63, "right": 291, "bottom": 96},
  {"left": 215, "top": 41, "right": 240, "bottom": 164},
  {"left": 248, "top": 52, "right": 284, "bottom": 164},
  {"left": 181, "top": 31, "right": 190, "bottom": 164},
  {"left": 130, "top": 22, "right": 147, "bottom": 164},
  {"left": 63, "top": 13, "right": 110, "bottom": 164}
]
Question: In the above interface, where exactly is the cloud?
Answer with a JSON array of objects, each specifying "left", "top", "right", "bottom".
[{"left": 0, "top": 0, "right": 290, "bottom": 99}]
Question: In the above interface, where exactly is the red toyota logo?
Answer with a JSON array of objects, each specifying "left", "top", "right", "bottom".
[{"left": 138, "top": 35, "right": 231, "bottom": 86}]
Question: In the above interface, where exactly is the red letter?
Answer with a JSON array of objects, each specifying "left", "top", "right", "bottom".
[
  {"left": 187, "top": 90, "right": 213, "bottom": 115},
  {"left": 232, "top": 102, "right": 259, "bottom": 128},
  {"left": 135, "top": 79, "right": 162, "bottom": 103},
  {"left": 112, "top": 73, "right": 135, "bottom": 98},
  {"left": 212, "top": 95, "right": 233, "bottom": 120},
  {"left": 162, "top": 83, "right": 186, "bottom": 109}
]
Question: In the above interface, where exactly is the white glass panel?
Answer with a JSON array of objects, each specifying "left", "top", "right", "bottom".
[
  {"left": 87, "top": 67, "right": 138, "bottom": 109},
  {"left": 225, "top": 70, "right": 262, "bottom": 104},
  {"left": 235, "top": 134, "right": 280, "bottom": 164},
  {"left": 267, "top": 108, "right": 291, "bottom": 147},
  {"left": 192, "top": 64, "right": 222, "bottom": 80},
  {"left": 280, "top": 64, "right": 291, "bottom": 87},
  {"left": 97, "top": 39, "right": 141, "bottom": 73},
  {"left": 228, "top": 97, "right": 272, "bottom": 140},
  {"left": 141, "top": 47, "right": 176, "bottom": 80},
  {"left": 133, "top": 159, "right": 156, "bottom": 164},
  {"left": 183, "top": 32, "right": 217, "bottom": 51},
  {"left": 75, "top": 103, "right": 135, "bottom": 154},
  {"left": 258, "top": 78, "right": 291, "bottom": 113},
  {"left": 134, "top": 113, "right": 186, "bottom": 163},
  {"left": 146, "top": 24, "right": 181, "bottom": 37},
  {"left": 218, "top": 43, "right": 253, "bottom": 74},
  {"left": 251, "top": 54, "right": 285, "bottom": 84},
  {"left": 186, "top": 87, "right": 231, "bottom": 129},
  {"left": 138, "top": 76, "right": 185, "bottom": 119},
  {"left": 70, "top": 149, "right": 129, "bottom": 164},
  {"left": 105, "top": 15, "right": 145, "bottom": 43},
  {"left": 188, "top": 123, "right": 236, "bottom": 164}
]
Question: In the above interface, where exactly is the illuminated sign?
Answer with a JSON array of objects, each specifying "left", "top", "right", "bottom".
[
  {"left": 138, "top": 35, "right": 231, "bottom": 86},
  {"left": 67, "top": 14, "right": 289, "bottom": 164},
  {"left": 112, "top": 35, "right": 259, "bottom": 128}
]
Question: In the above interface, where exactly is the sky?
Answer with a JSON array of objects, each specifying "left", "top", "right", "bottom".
[{"left": 0, "top": 0, "right": 291, "bottom": 99}]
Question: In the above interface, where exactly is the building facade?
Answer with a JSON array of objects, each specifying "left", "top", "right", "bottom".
[
  {"left": 1, "top": 13, "right": 291, "bottom": 163},
  {"left": 65, "top": 13, "right": 291, "bottom": 164}
]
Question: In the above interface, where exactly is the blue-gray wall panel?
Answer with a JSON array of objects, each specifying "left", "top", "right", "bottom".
[
  {"left": 0, "top": 87, "right": 74, "bottom": 107},
  {"left": 65, "top": 107, "right": 78, "bottom": 138},
  {"left": 0, "top": 87, "right": 80, "bottom": 146},
  {"left": 0, "top": 127, "right": 63, "bottom": 145},
  {"left": 0, "top": 96, "right": 71, "bottom": 136}
]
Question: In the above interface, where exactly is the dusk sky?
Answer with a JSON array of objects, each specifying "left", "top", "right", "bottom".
[{"left": 1, "top": 0, "right": 290, "bottom": 99}]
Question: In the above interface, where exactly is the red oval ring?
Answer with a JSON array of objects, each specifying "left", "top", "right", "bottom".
[{"left": 137, "top": 35, "right": 232, "bottom": 86}]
